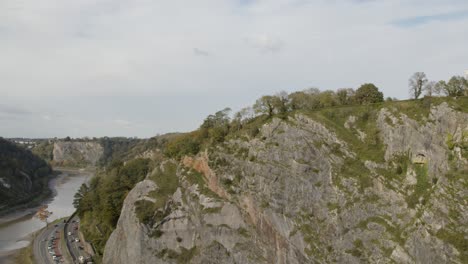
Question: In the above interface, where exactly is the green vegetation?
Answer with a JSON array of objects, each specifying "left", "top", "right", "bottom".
[
  {"left": 163, "top": 84, "right": 389, "bottom": 159},
  {"left": 357, "top": 216, "right": 405, "bottom": 246},
  {"left": 165, "top": 108, "right": 233, "bottom": 159},
  {"left": 327, "top": 202, "right": 340, "bottom": 212},
  {"left": 156, "top": 247, "right": 198, "bottom": 264},
  {"left": 97, "top": 136, "right": 173, "bottom": 166},
  {"left": 164, "top": 131, "right": 202, "bottom": 159},
  {"left": 203, "top": 207, "right": 222, "bottom": 214},
  {"left": 354, "top": 83, "right": 384, "bottom": 104},
  {"left": 446, "top": 130, "right": 468, "bottom": 160},
  {"left": 31, "top": 140, "right": 54, "bottom": 162},
  {"left": 346, "top": 239, "right": 364, "bottom": 258},
  {"left": 69, "top": 86, "right": 467, "bottom": 263},
  {"left": 134, "top": 162, "right": 179, "bottom": 227},
  {"left": 436, "top": 228, "right": 468, "bottom": 262},
  {"left": 339, "top": 158, "right": 373, "bottom": 191},
  {"left": 238, "top": 227, "right": 250, "bottom": 237},
  {"left": 305, "top": 104, "right": 386, "bottom": 162},
  {"left": 436, "top": 76, "right": 468, "bottom": 97},
  {"left": 14, "top": 243, "right": 34, "bottom": 264},
  {"left": 406, "top": 164, "right": 431, "bottom": 208},
  {"left": 299, "top": 223, "right": 325, "bottom": 258},
  {"left": 75, "top": 158, "right": 153, "bottom": 254},
  {"left": 0, "top": 138, "right": 53, "bottom": 214}
]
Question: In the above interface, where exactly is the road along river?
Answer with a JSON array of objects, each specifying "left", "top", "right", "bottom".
[{"left": 0, "top": 169, "right": 91, "bottom": 260}]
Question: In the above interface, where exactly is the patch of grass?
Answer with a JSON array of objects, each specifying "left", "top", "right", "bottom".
[
  {"left": 346, "top": 239, "right": 364, "bottom": 258},
  {"left": 327, "top": 202, "right": 340, "bottom": 211},
  {"left": 436, "top": 228, "right": 468, "bottom": 262},
  {"left": 298, "top": 223, "right": 325, "bottom": 258},
  {"left": 304, "top": 105, "right": 386, "bottom": 163},
  {"left": 184, "top": 169, "right": 220, "bottom": 199},
  {"left": 203, "top": 206, "right": 222, "bottom": 214},
  {"left": 14, "top": 242, "right": 34, "bottom": 264},
  {"left": 260, "top": 199, "right": 269, "bottom": 209},
  {"left": 135, "top": 161, "right": 179, "bottom": 226},
  {"left": 406, "top": 164, "right": 431, "bottom": 208},
  {"left": 391, "top": 98, "right": 433, "bottom": 123},
  {"left": 438, "top": 96, "right": 468, "bottom": 113},
  {"left": 238, "top": 227, "right": 250, "bottom": 237},
  {"left": 135, "top": 200, "right": 158, "bottom": 226},
  {"left": 357, "top": 216, "right": 405, "bottom": 246},
  {"left": 150, "top": 229, "right": 164, "bottom": 238},
  {"left": 446, "top": 168, "right": 468, "bottom": 189},
  {"left": 157, "top": 247, "right": 198, "bottom": 264},
  {"left": 339, "top": 158, "right": 373, "bottom": 191}
]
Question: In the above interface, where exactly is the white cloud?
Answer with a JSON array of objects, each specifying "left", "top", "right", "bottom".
[
  {"left": 0, "top": 0, "right": 467, "bottom": 137},
  {"left": 113, "top": 119, "right": 132, "bottom": 128},
  {"left": 246, "top": 34, "right": 284, "bottom": 53},
  {"left": 193, "top": 48, "right": 211, "bottom": 57}
]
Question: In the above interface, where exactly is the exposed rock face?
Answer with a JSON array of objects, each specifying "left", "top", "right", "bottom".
[
  {"left": 377, "top": 103, "right": 468, "bottom": 175},
  {"left": 53, "top": 141, "right": 103, "bottom": 167},
  {"left": 104, "top": 180, "right": 158, "bottom": 264},
  {"left": 103, "top": 104, "right": 468, "bottom": 263}
]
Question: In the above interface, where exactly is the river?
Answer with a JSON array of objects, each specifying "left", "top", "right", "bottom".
[{"left": 0, "top": 169, "right": 91, "bottom": 256}]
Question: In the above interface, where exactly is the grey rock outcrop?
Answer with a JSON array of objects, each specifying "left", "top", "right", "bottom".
[
  {"left": 53, "top": 141, "right": 103, "bottom": 166},
  {"left": 103, "top": 103, "right": 468, "bottom": 263}
]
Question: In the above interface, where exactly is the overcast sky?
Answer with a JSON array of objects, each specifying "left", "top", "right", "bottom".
[{"left": 1, "top": 0, "right": 467, "bottom": 138}]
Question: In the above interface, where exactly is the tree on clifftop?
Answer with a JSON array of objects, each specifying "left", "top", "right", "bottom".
[
  {"left": 409, "top": 72, "right": 428, "bottom": 99},
  {"left": 253, "top": 95, "right": 276, "bottom": 117},
  {"left": 355, "top": 83, "right": 384, "bottom": 104}
]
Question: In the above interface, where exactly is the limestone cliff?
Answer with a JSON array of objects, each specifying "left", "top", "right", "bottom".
[
  {"left": 103, "top": 102, "right": 467, "bottom": 263},
  {"left": 52, "top": 141, "right": 103, "bottom": 167}
]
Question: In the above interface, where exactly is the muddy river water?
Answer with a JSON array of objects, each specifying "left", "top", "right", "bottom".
[{"left": 0, "top": 170, "right": 91, "bottom": 255}]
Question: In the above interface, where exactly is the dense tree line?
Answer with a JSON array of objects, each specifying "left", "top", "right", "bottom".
[
  {"left": 0, "top": 138, "right": 52, "bottom": 211},
  {"left": 164, "top": 83, "right": 386, "bottom": 159},
  {"left": 73, "top": 158, "right": 153, "bottom": 254},
  {"left": 409, "top": 72, "right": 468, "bottom": 99}
]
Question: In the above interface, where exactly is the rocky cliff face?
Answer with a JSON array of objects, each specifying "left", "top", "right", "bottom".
[
  {"left": 103, "top": 103, "right": 467, "bottom": 263},
  {"left": 52, "top": 141, "right": 103, "bottom": 167}
]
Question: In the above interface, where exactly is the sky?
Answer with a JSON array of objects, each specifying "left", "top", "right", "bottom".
[{"left": 1, "top": 0, "right": 468, "bottom": 138}]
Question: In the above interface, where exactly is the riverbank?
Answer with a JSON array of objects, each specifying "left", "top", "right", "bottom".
[
  {"left": 0, "top": 168, "right": 92, "bottom": 262},
  {"left": 0, "top": 172, "right": 58, "bottom": 226},
  {"left": 1, "top": 217, "right": 69, "bottom": 264},
  {"left": 0, "top": 228, "right": 36, "bottom": 264},
  {"left": 0, "top": 250, "right": 16, "bottom": 264},
  {"left": 0, "top": 167, "right": 94, "bottom": 226},
  {"left": 0, "top": 170, "right": 60, "bottom": 222}
]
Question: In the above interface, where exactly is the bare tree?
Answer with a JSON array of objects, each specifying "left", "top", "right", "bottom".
[
  {"left": 424, "top": 81, "right": 437, "bottom": 97},
  {"left": 433, "top": 80, "right": 446, "bottom": 96},
  {"left": 409, "top": 72, "right": 428, "bottom": 99}
]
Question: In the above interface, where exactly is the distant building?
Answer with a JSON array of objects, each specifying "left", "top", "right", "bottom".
[{"left": 465, "top": 70, "right": 468, "bottom": 79}]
